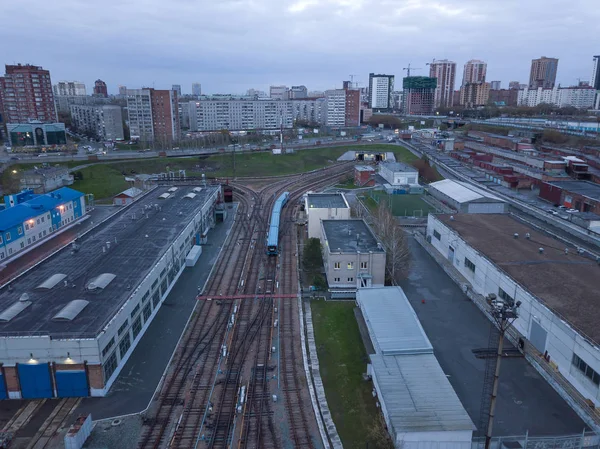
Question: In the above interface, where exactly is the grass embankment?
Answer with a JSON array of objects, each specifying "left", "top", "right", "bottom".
[
  {"left": 311, "top": 301, "right": 390, "bottom": 448},
  {"left": 365, "top": 191, "right": 437, "bottom": 217}
]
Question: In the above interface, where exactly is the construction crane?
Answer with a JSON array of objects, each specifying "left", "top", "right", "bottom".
[{"left": 403, "top": 63, "right": 422, "bottom": 78}]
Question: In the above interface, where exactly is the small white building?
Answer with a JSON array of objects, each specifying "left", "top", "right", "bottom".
[
  {"left": 358, "top": 287, "right": 475, "bottom": 448},
  {"left": 427, "top": 213, "right": 600, "bottom": 409},
  {"left": 304, "top": 193, "right": 350, "bottom": 239},
  {"left": 113, "top": 187, "right": 144, "bottom": 206},
  {"left": 427, "top": 179, "right": 508, "bottom": 214},
  {"left": 379, "top": 161, "right": 419, "bottom": 187}
]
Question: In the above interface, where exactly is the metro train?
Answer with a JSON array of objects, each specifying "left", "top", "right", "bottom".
[{"left": 266, "top": 192, "right": 289, "bottom": 255}]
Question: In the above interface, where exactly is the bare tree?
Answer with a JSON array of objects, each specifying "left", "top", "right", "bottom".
[{"left": 372, "top": 203, "right": 411, "bottom": 283}]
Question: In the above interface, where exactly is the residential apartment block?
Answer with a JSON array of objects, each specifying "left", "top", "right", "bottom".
[
  {"left": 70, "top": 104, "right": 124, "bottom": 140},
  {"left": 53, "top": 81, "right": 86, "bottom": 97},
  {"left": 368, "top": 73, "right": 394, "bottom": 111},
  {"left": 325, "top": 88, "right": 360, "bottom": 127},
  {"left": 126, "top": 88, "right": 180, "bottom": 143},
  {"left": 529, "top": 56, "right": 559, "bottom": 89},
  {"left": 270, "top": 85, "right": 288, "bottom": 100},
  {"left": 517, "top": 86, "right": 596, "bottom": 109},
  {"left": 93, "top": 79, "right": 108, "bottom": 97},
  {"left": 428, "top": 60, "right": 456, "bottom": 108}
]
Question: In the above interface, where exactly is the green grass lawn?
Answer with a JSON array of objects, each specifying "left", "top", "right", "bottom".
[
  {"left": 71, "top": 164, "right": 130, "bottom": 201},
  {"left": 367, "top": 191, "right": 436, "bottom": 217},
  {"left": 311, "top": 301, "right": 389, "bottom": 449}
]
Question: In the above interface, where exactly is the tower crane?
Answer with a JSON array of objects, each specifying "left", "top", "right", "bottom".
[{"left": 403, "top": 63, "right": 422, "bottom": 77}]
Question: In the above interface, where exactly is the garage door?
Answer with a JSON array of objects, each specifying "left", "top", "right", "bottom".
[
  {"left": 55, "top": 370, "right": 88, "bottom": 397},
  {"left": 530, "top": 320, "right": 548, "bottom": 354},
  {"left": 18, "top": 363, "right": 53, "bottom": 399},
  {"left": 0, "top": 371, "right": 7, "bottom": 399}
]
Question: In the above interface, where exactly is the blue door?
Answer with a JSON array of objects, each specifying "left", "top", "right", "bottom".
[
  {"left": 0, "top": 371, "right": 7, "bottom": 399},
  {"left": 55, "top": 370, "right": 88, "bottom": 397},
  {"left": 18, "top": 363, "right": 53, "bottom": 399}
]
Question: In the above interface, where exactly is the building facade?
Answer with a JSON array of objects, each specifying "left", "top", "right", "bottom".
[
  {"left": 289, "top": 85, "right": 308, "bottom": 99},
  {"left": 270, "top": 85, "right": 288, "bottom": 100},
  {"left": 517, "top": 86, "right": 596, "bottom": 109},
  {"left": 54, "top": 95, "right": 110, "bottom": 114},
  {"left": 462, "top": 60, "right": 487, "bottom": 85},
  {"left": 20, "top": 167, "right": 74, "bottom": 193},
  {"left": 592, "top": 55, "right": 600, "bottom": 109},
  {"left": 368, "top": 73, "right": 394, "bottom": 111},
  {"left": 379, "top": 161, "right": 419, "bottom": 186},
  {"left": 460, "top": 82, "right": 490, "bottom": 108},
  {"left": 53, "top": 81, "right": 86, "bottom": 97},
  {"left": 126, "top": 89, "right": 153, "bottom": 141},
  {"left": 403, "top": 77, "right": 436, "bottom": 115},
  {"left": 305, "top": 193, "right": 350, "bottom": 240},
  {"left": 529, "top": 56, "right": 559, "bottom": 89},
  {"left": 192, "top": 83, "right": 202, "bottom": 97},
  {"left": 172, "top": 84, "right": 182, "bottom": 97},
  {"left": 429, "top": 60, "right": 456, "bottom": 108},
  {"left": 488, "top": 89, "right": 519, "bottom": 107},
  {"left": 93, "top": 80, "right": 108, "bottom": 97},
  {"left": 490, "top": 80, "right": 501, "bottom": 90},
  {"left": 126, "top": 88, "right": 179, "bottom": 143},
  {"left": 0, "top": 64, "right": 57, "bottom": 124},
  {"left": 7, "top": 122, "right": 66, "bottom": 147},
  {"left": 70, "top": 105, "right": 124, "bottom": 141}
]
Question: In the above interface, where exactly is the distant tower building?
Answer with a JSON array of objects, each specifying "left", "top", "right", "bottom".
[
  {"left": 460, "top": 60, "right": 488, "bottom": 107},
  {"left": 508, "top": 81, "right": 520, "bottom": 90},
  {"left": 490, "top": 81, "right": 501, "bottom": 90},
  {"left": 270, "top": 85, "right": 289, "bottom": 100},
  {"left": 192, "top": 82, "right": 201, "bottom": 97},
  {"left": 591, "top": 55, "right": 600, "bottom": 109},
  {"left": 462, "top": 60, "right": 487, "bottom": 86},
  {"left": 172, "top": 84, "right": 182, "bottom": 97},
  {"left": 53, "top": 80, "right": 87, "bottom": 96},
  {"left": 368, "top": 73, "right": 394, "bottom": 111},
  {"left": 93, "top": 79, "right": 108, "bottom": 97},
  {"left": 428, "top": 60, "right": 456, "bottom": 108},
  {"left": 403, "top": 77, "right": 437, "bottom": 115},
  {"left": 289, "top": 85, "right": 308, "bottom": 99},
  {"left": 118, "top": 85, "right": 127, "bottom": 98},
  {"left": 529, "top": 56, "right": 558, "bottom": 89},
  {"left": 126, "top": 88, "right": 180, "bottom": 144},
  {"left": 0, "top": 63, "right": 57, "bottom": 123}
]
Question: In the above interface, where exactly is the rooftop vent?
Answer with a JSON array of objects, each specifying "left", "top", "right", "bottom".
[
  {"left": 539, "top": 247, "right": 544, "bottom": 254},
  {"left": 36, "top": 273, "right": 67, "bottom": 290},
  {"left": 87, "top": 273, "right": 116, "bottom": 291},
  {"left": 0, "top": 301, "right": 32, "bottom": 322},
  {"left": 184, "top": 193, "right": 197, "bottom": 199},
  {"left": 513, "top": 233, "right": 519, "bottom": 239},
  {"left": 19, "top": 293, "right": 30, "bottom": 302},
  {"left": 53, "top": 299, "right": 89, "bottom": 321},
  {"left": 525, "top": 233, "right": 531, "bottom": 240}
]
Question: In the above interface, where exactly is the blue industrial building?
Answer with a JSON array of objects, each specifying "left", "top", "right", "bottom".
[{"left": 0, "top": 187, "right": 86, "bottom": 262}]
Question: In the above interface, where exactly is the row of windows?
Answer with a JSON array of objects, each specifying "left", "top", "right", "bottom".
[
  {"left": 572, "top": 354, "right": 600, "bottom": 386},
  {"left": 464, "top": 258, "right": 476, "bottom": 273},
  {"left": 498, "top": 288, "right": 515, "bottom": 304},
  {"left": 333, "top": 277, "right": 354, "bottom": 283},
  {"left": 102, "top": 337, "right": 115, "bottom": 357},
  {"left": 333, "top": 262, "right": 368, "bottom": 270}
]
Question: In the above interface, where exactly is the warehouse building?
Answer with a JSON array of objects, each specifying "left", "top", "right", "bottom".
[
  {"left": 427, "top": 179, "right": 508, "bottom": 213},
  {"left": 305, "top": 193, "right": 350, "bottom": 239},
  {"left": 0, "top": 187, "right": 85, "bottom": 262},
  {"left": 427, "top": 213, "right": 600, "bottom": 408},
  {"left": 320, "top": 219, "right": 385, "bottom": 297},
  {"left": 539, "top": 180, "right": 600, "bottom": 214},
  {"left": 0, "top": 186, "right": 219, "bottom": 398},
  {"left": 357, "top": 287, "right": 475, "bottom": 448}
]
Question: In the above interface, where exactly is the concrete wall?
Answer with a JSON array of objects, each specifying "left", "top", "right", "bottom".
[
  {"left": 323, "top": 250, "right": 386, "bottom": 289},
  {"left": 380, "top": 164, "right": 418, "bottom": 186},
  {"left": 427, "top": 214, "right": 600, "bottom": 406}
]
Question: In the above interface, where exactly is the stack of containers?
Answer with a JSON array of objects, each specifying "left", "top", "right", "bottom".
[{"left": 64, "top": 414, "right": 92, "bottom": 449}]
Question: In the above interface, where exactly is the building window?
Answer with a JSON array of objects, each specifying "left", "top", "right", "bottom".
[
  {"left": 0, "top": 235, "right": 2, "bottom": 244},
  {"left": 433, "top": 230, "right": 441, "bottom": 241},
  {"left": 152, "top": 279, "right": 159, "bottom": 291},
  {"left": 464, "top": 258, "right": 476, "bottom": 273},
  {"left": 119, "top": 334, "right": 131, "bottom": 360},
  {"left": 103, "top": 352, "right": 118, "bottom": 381},
  {"left": 41, "top": 216, "right": 44, "bottom": 223},
  {"left": 130, "top": 303, "right": 140, "bottom": 318},
  {"left": 572, "top": 354, "right": 600, "bottom": 386},
  {"left": 360, "top": 262, "right": 368, "bottom": 269},
  {"left": 132, "top": 316, "right": 142, "bottom": 339},
  {"left": 498, "top": 288, "right": 514, "bottom": 304},
  {"left": 142, "top": 290, "right": 150, "bottom": 303},
  {"left": 102, "top": 337, "right": 115, "bottom": 357},
  {"left": 37, "top": 219, "right": 40, "bottom": 224},
  {"left": 25, "top": 223, "right": 29, "bottom": 231},
  {"left": 5, "top": 232, "right": 10, "bottom": 242},
  {"left": 118, "top": 319, "right": 129, "bottom": 336},
  {"left": 347, "top": 262, "right": 354, "bottom": 269},
  {"left": 334, "top": 277, "right": 340, "bottom": 282},
  {"left": 20, "top": 242, "right": 24, "bottom": 249},
  {"left": 143, "top": 303, "right": 152, "bottom": 322},
  {"left": 152, "top": 291, "right": 160, "bottom": 308},
  {"left": 334, "top": 262, "right": 341, "bottom": 270},
  {"left": 348, "top": 277, "right": 354, "bottom": 282},
  {"left": 17, "top": 227, "right": 23, "bottom": 235}
]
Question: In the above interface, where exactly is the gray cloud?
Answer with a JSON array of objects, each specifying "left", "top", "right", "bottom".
[{"left": 1, "top": 0, "right": 599, "bottom": 94}]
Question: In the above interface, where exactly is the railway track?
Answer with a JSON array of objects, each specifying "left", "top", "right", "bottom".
[{"left": 138, "top": 162, "right": 352, "bottom": 449}]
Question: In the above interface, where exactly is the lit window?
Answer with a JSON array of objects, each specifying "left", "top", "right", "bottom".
[{"left": 347, "top": 262, "right": 354, "bottom": 269}]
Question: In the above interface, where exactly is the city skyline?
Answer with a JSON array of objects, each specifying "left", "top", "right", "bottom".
[{"left": 1, "top": 0, "right": 598, "bottom": 94}]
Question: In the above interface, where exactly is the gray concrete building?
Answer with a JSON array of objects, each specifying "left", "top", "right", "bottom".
[
  {"left": 305, "top": 193, "right": 350, "bottom": 239},
  {"left": 53, "top": 81, "right": 86, "bottom": 97},
  {"left": 427, "top": 179, "right": 508, "bottom": 214},
  {"left": 270, "top": 85, "right": 289, "bottom": 100},
  {"left": 20, "top": 166, "right": 74, "bottom": 193},
  {"left": 54, "top": 95, "right": 111, "bottom": 114},
  {"left": 70, "top": 104, "right": 124, "bottom": 141},
  {"left": 289, "top": 85, "right": 308, "bottom": 99},
  {"left": 320, "top": 219, "right": 386, "bottom": 297}
]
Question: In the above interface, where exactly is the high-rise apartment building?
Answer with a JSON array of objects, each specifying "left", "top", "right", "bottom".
[
  {"left": 490, "top": 81, "right": 501, "bottom": 90},
  {"left": 192, "top": 83, "right": 202, "bottom": 97},
  {"left": 93, "top": 79, "right": 108, "bottom": 97},
  {"left": 70, "top": 104, "right": 124, "bottom": 140},
  {"left": 0, "top": 64, "right": 57, "bottom": 123},
  {"left": 289, "top": 85, "right": 308, "bottom": 99},
  {"left": 270, "top": 85, "right": 289, "bottom": 100},
  {"left": 172, "top": 84, "right": 182, "bottom": 97},
  {"left": 402, "top": 77, "right": 437, "bottom": 115},
  {"left": 529, "top": 56, "right": 558, "bottom": 89},
  {"left": 53, "top": 81, "right": 86, "bottom": 97},
  {"left": 428, "top": 60, "right": 456, "bottom": 108},
  {"left": 368, "top": 73, "right": 394, "bottom": 111},
  {"left": 462, "top": 60, "right": 487, "bottom": 86},
  {"left": 126, "top": 88, "right": 179, "bottom": 144},
  {"left": 591, "top": 55, "right": 600, "bottom": 109}
]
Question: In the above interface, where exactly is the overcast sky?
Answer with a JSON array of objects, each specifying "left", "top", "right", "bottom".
[{"left": 2, "top": 0, "right": 599, "bottom": 95}]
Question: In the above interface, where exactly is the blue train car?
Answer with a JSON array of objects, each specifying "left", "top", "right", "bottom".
[{"left": 266, "top": 192, "right": 289, "bottom": 255}]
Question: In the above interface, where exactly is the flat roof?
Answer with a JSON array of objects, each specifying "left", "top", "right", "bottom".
[
  {"left": 429, "top": 179, "right": 503, "bottom": 204},
  {"left": 543, "top": 180, "right": 600, "bottom": 202},
  {"left": 0, "top": 186, "right": 218, "bottom": 338},
  {"left": 306, "top": 193, "right": 348, "bottom": 209},
  {"left": 357, "top": 287, "right": 433, "bottom": 355},
  {"left": 435, "top": 213, "right": 600, "bottom": 344},
  {"left": 381, "top": 161, "right": 418, "bottom": 173},
  {"left": 371, "top": 353, "right": 475, "bottom": 433},
  {"left": 355, "top": 165, "right": 375, "bottom": 172},
  {"left": 322, "top": 219, "right": 383, "bottom": 254}
]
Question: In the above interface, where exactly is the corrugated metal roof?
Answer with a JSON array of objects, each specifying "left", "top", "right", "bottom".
[
  {"left": 371, "top": 353, "right": 475, "bottom": 433},
  {"left": 429, "top": 180, "right": 503, "bottom": 204},
  {"left": 36, "top": 273, "right": 67, "bottom": 290},
  {"left": 53, "top": 300, "right": 89, "bottom": 321},
  {"left": 0, "top": 301, "right": 32, "bottom": 322},
  {"left": 357, "top": 287, "right": 433, "bottom": 355},
  {"left": 117, "top": 187, "right": 143, "bottom": 198}
]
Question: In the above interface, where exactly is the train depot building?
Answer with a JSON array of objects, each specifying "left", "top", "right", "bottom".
[
  {"left": 427, "top": 213, "right": 600, "bottom": 410},
  {"left": 358, "top": 287, "right": 475, "bottom": 448},
  {"left": 0, "top": 186, "right": 219, "bottom": 399},
  {"left": 320, "top": 219, "right": 385, "bottom": 297}
]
